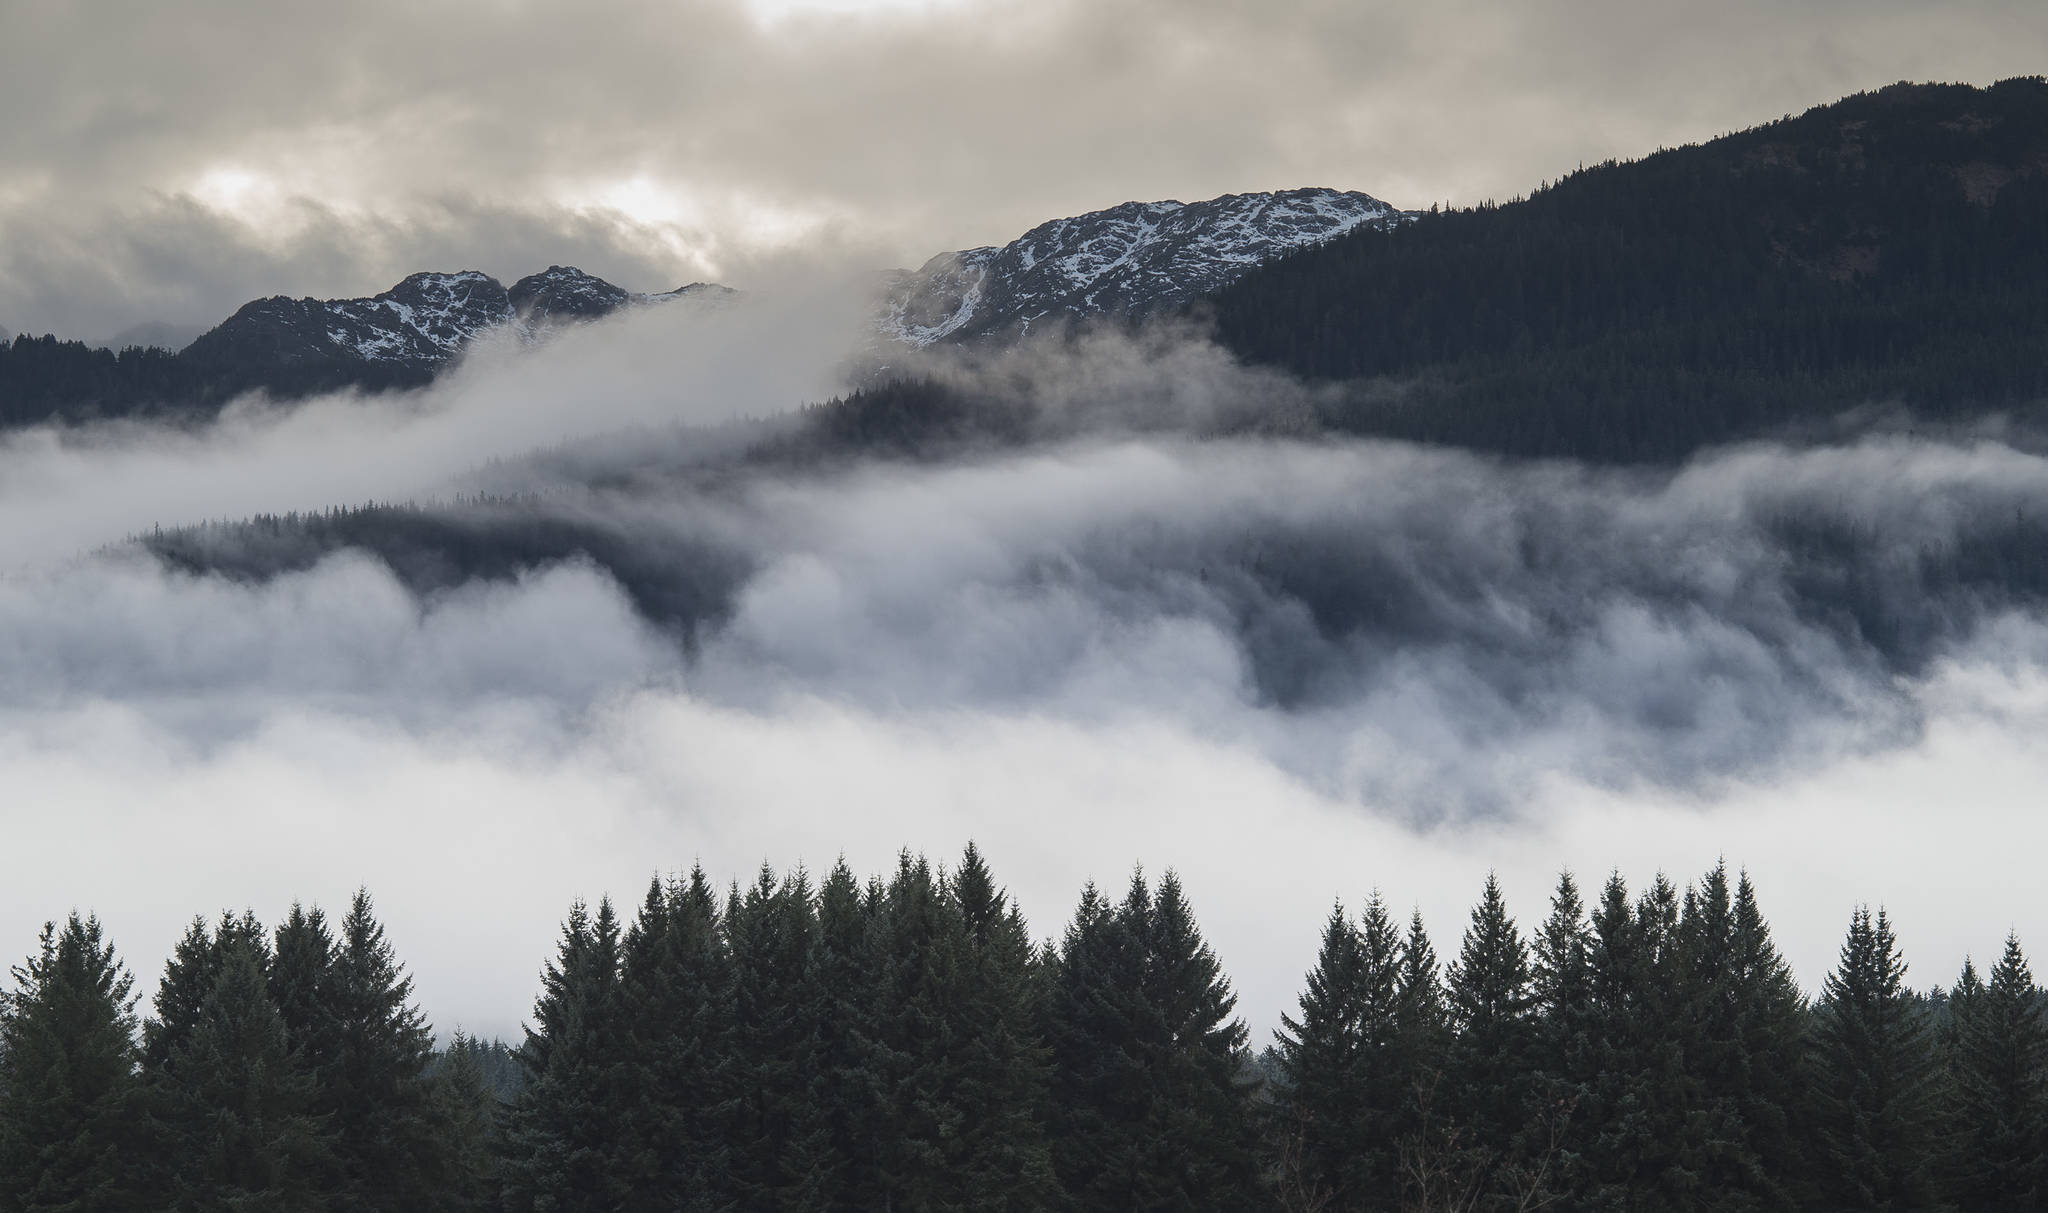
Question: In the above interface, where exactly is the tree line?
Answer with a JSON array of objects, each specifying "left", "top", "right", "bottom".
[{"left": 2, "top": 849, "right": 2043, "bottom": 1211}]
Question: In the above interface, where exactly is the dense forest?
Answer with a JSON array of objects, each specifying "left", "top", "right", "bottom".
[
  {"left": 0, "top": 331, "right": 436, "bottom": 429},
  {"left": 4, "top": 848, "right": 2043, "bottom": 1211},
  {"left": 1206, "top": 77, "right": 2048, "bottom": 461}
]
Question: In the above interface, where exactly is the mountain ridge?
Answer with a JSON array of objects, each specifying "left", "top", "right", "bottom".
[
  {"left": 880, "top": 187, "right": 1408, "bottom": 347},
  {"left": 0, "top": 188, "right": 1397, "bottom": 427},
  {"left": 183, "top": 266, "right": 733, "bottom": 379}
]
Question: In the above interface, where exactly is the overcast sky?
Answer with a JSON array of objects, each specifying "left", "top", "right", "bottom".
[{"left": 3, "top": 0, "right": 2045, "bottom": 339}]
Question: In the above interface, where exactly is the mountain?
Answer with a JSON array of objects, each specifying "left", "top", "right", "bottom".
[
  {"left": 0, "top": 189, "right": 1394, "bottom": 428},
  {"left": 509, "top": 265, "right": 727, "bottom": 327},
  {"left": 1203, "top": 77, "right": 2048, "bottom": 461},
  {"left": 0, "top": 266, "right": 731, "bottom": 425},
  {"left": 183, "top": 270, "right": 515, "bottom": 384},
  {"left": 182, "top": 266, "right": 729, "bottom": 388},
  {"left": 880, "top": 187, "right": 1408, "bottom": 346}
]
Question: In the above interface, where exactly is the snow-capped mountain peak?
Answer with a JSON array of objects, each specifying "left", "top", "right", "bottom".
[
  {"left": 882, "top": 187, "right": 1411, "bottom": 347},
  {"left": 184, "top": 268, "right": 729, "bottom": 377},
  {"left": 332, "top": 270, "right": 513, "bottom": 361}
]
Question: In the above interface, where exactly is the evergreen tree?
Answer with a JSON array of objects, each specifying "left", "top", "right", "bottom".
[
  {"left": 0, "top": 914, "right": 149, "bottom": 1213},
  {"left": 433, "top": 1031, "right": 503, "bottom": 1213},
  {"left": 1647, "top": 861, "right": 1782, "bottom": 1212},
  {"left": 1948, "top": 932, "right": 2048, "bottom": 1210},
  {"left": 1049, "top": 870, "right": 1265, "bottom": 1209},
  {"left": 1441, "top": 874, "right": 1534, "bottom": 1168},
  {"left": 800, "top": 859, "right": 884, "bottom": 1212},
  {"left": 504, "top": 897, "right": 629, "bottom": 1213},
  {"left": 1046, "top": 876, "right": 1158, "bottom": 1211},
  {"left": 142, "top": 911, "right": 264, "bottom": 1076},
  {"left": 864, "top": 854, "right": 959, "bottom": 1212},
  {"left": 1809, "top": 906, "right": 1941, "bottom": 1211},
  {"left": 269, "top": 903, "right": 338, "bottom": 1067},
  {"left": 1137, "top": 870, "right": 1264, "bottom": 1209},
  {"left": 319, "top": 889, "right": 453, "bottom": 1211},
  {"left": 1394, "top": 907, "right": 1447, "bottom": 1085},
  {"left": 1581, "top": 872, "right": 1653, "bottom": 1208},
  {"left": 1273, "top": 903, "right": 1367, "bottom": 1210},
  {"left": 722, "top": 866, "right": 819, "bottom": 1212},
  {"left": 1273, "top": 894, "right": 1406, "bottom": 1212},
  {"left": 1349, "top": 895, "right": 1408, "bottom": 1211},
  {"left": 1526, "top": 872, "right": 1594, "bottom": 1199},
  {"left": 1718, "top": 871, "right": 1809, "bottom": 1212},
  {"left": 942, "top": 843, "right": 1062, "bottom": 1211},
  {"left": 149, "top": 929, "right": 334, "bottom": 1211},
  {"left": 262, "top": 902, "right": 350, "bottom": 1198},
  {"left": 1635, "top": 873, "right": 1696, "bottom": 1160},
  {"left": 616, "top": 867, "right": 732, "bottom": 1212},
  {"left": 1946, "top": 958, "right": 1984, "bottom": 1056}
]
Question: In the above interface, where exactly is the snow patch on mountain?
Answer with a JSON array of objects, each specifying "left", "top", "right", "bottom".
[
  {"left": 190, "top": 268, "right": 733, "bottom": 374},
  {"left": 881, "top": 188, "right": 1411, "bottom": 347},
  {"left": 322, "top": 271, "right": 513, "bottom": 362}
]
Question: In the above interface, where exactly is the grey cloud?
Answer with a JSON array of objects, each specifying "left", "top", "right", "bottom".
[
  {"left": 9, "top": 297, "right": 2045, "bottom": 816},
  {"left": 4, "top": 0, "right": 2043, "bottom": 336},
  {"left": 4, "top": 307, "right": 2048, "bottom": 1038},
  {"left": 0, "top": 553, "right": 679, "bottom": 730},
  {"left": 0, "top": 274, "right": 872, "bottom": 567},
  {"left": 22, "top": 422, "right": 2048, "bottom": 818},
  {"left": 6, "top": 458, "right": 2048, "bottom": 1040}
]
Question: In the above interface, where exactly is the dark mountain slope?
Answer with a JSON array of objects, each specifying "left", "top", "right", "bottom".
[
  {"left": 0, "top": 267, "right": 723, "bottom": 426},
  {"left": 1206, "top": 77, "right": 2048, "bottom": 461}
]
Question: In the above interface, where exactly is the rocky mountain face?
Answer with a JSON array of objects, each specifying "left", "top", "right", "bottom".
[
  {"left": 509, "top": 266, "right": 728, "bottom": 329},
  {"left": 181, "top": 266, "right": 729, "bottom": 380},
  {"left": 880, "top": 187, "right": 1411, "bottom": 347}
]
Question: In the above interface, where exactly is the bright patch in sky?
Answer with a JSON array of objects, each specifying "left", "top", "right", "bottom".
[
  {"left": 564, "top": 177, "right": 849, "bottom": 274},
  {"left": 183, "top": 163, "right": 348, "bottom": 245},
  {"left": 742, "top": 0, "right": 976, "bottom": 24},
  {"left": 190, "top": 166, "right": 273, "bottom": 218}
]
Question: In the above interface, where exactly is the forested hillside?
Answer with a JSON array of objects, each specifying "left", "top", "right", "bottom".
[
  {"left": 4, "top": 848, "right": 2044, "bottom": 1211},
  {"left": 1207, "top": 77, "right": 2048, "bottom": 461},
  {"left": 0, "top": 329, "right": 442, "bottom": 427},
  {"left": 0, "top": 335, "right": 204, "bottom": 428},
  {"left": 144, "top": 498, "right": 753, "bottom": 647}
]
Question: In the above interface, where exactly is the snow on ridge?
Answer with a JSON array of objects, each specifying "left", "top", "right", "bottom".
[
  {"left": 881, "top": 187, "right": 1409, "bottom": 348},
  {"left": 316, "top": 270, "right": 513, "bottom": 362},
  {"left": 224, "top": 269, "right": 731, "bottom": 365},
  {"left": 200, "top": 188, "right": 1403, "bottom": 371}
]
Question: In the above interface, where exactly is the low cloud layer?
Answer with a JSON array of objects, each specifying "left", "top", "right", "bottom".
[
  {"left": 7, "top": 305, "right": 2048, "bottom": 1041},
  {"left": 4, "top": 0, "right": 2044, "bottom": 338}
]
